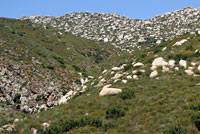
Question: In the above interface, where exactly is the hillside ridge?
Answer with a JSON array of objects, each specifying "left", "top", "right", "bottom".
[{"left": 20, "top": 7, "right": 200, "bottom": 52}]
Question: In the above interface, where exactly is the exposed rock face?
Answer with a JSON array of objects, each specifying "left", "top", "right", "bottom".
[
  {"left": 0, "top": 64, "right": 87, "bottom": 114},
  {"left": 20, "top": 7, "right": 200, "bottom": 51},
  {"left": 99, "top": 85, "right": 122, "bottom": 96}
]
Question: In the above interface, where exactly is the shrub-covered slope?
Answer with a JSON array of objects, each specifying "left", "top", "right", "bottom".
[
  {"left": 7, "top": 31, "right": 200, "bottom": 134},
  {"left": 0, "top": 17, "right": 128, "bottom": 129}
]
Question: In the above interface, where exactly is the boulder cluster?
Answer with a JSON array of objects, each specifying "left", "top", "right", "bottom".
[
  {"left": 20, "top": 7, "right": 200, "bottom": 52},
  {"left": 0, "top": 64, "right": 90, "bottom": 114},
  {"left": 97, "top": 54, "right": 200, "bottom": 96}
]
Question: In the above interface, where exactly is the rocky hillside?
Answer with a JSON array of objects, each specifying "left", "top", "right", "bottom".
[
  {"left": 1, "top": 7, "right": 200, "bottom": 134},
  {"left": 20, "top": 7, "right": 200, "bottom": 52},
  {"left": 1, "top": 29, "right": 200, "bottom": 133},
  {"left": 0, "top": 17, "right": 126, "bottom": 118}
]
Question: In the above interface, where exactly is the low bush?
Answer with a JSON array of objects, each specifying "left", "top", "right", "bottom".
[
  {"left": 36, "top": 95, "right": 42, "bottom": 102},
  {"left": 164, "top": 125, "right": 187, "bottom": 134},
  {"left": 118, "top": 89, "right": 135, "bottom": 100},
  {"left": 13, "top": 93, "right": 21, "bottom": 104},
  {"left": 123, "top": 63, "right": 132, "bottom": 72},
  {"left": 53, "top": 56, "right": 65, "bottom": 65},
  {"left": 0, "top": 23, "right": 4, "bottom": 27},
  {"left": 190, "top": 104, "right": 200, "bottom": 111},
  {"left": 105, "top": 105, "right": 125, "bottom": 119},
  {"left": 72, "top": 64, "right": 81, "bottom": 72},
  {"left": 18, "top": 32, "right": 26, "bottom": 37},
  {"left": 20, "top": 81, "right": 28, "bottom": 90},
  {"left": 191, "top": 114, "right": 200, "bottom": 131},
  {"left": 39, "top": 117, "right": 105, "bottom": 134},
  {"left": 47, "top": 65, "right": 55, "bottom": 70},
  {"left": 140, "top": 53, "right": 147, "bottom": 58},
  {"left": 185, "top": 45, "right": 194, "bottom": 51}
]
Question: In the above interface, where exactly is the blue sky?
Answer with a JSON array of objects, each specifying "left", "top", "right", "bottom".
[{"left": 1, "top": 0, "right": 199, "bottom": 19}]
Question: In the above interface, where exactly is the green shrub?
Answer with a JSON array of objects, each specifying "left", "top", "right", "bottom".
[
  {"left": 140, "top": 54, "right": 147, "bottom": 58},
  {"left": 119, "top": 89, "right": 135, "bottom": 100},
  {"left": 154, "top": 47, "right": 161, "bottom": 54},
  {"left": 20, "top": 81, "right": 28, "bottom": 90},
  {"left": 53, "top": 56, "right": 65, "bottom": 65},
  {"left": 102, "top": 122, "right": 115, "bottom": 131},
  {"left": 136, "top": 71, "right": 142, "bottom": 76},
  {"left": 40, "top": 117, "right": 103, "bottom": 134},
  {"left": 190, "top": 104, "right": 200, "bottom": 111},
  {"left": 82, "top": 72, "right": 88, "bottom": 78},
  {"left": 144, "top": 57, "right": 154, "bottom": 64},
  {"left": 95, "top": 55, "right": 103, "bottom": 63},
  {"left": 164, "top": 125, "right": 187, "bottom": 134},
  {"left": 36, "top": 95, "right": 42, "bottom": 102},
  {"left": 37, "top": 52, "right": 46, "bottom": 58},
  {"left": 123, "top": 63, "right": 132, "bottom": 72},
  {"left": 47, "top": 65, "right": 55, "bottom": 70},
  {"left": 72, "top": 65, "right": 81, "bottom": 72},
  {"left": 185, "top": 45, "right": 194, "bottom": 51},
  {"left": 191, "top": 114, "right": 200, "bottom": 131},
  {"left": 18, "top": 32, "right": 25, "bottom": 37},
  {"left": 13, "top": 93, "right": 21, "bottom": 104},
  {"left": 105, "top": 106, "right": 125, "bottom": 119},
  {"left": 75, "top": 79, "right": 81, "bottom": 85},
  {"left": 0, "top": 23, "right": 4, "bottom": 27}
]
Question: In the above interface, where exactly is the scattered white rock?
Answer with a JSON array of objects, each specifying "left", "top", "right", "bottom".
[
  {"left": 112, "top": 67, "right": 121, "bottom": 71},
  {"left": 127, "top": 75, "right": 132, "bottom": 79},
  {"left": 191, "top": 62, "right": 197, "bottom": 66},
  {"left": 162, "top": 47, "right": 167, "bottom": 51},
  {"left": 198, "top": 30, "right": 200, "bottom": 35},
  {"left": 122, "top": 80, "right": 128, "bottom": 84},
  {"left": 162, "top": 66, "right": 169, "bottom": 72},
  {"left": 133, "top": 62, "right": 144, "bottom": 68},
  {"left": 102, "top": 70, "right": 107, "bottom": 74},
  {"left": 98, "top": 76, "right": 102, "bottom": 79},
  {"left": 31, "top": 128, "right": 37, "bottom": 134},
  {"left": 133, "top": 75, "right": 138, "bottom": 80},
  {"left": 104, "top": 38, "right": 108, "bottom": 43},
  {"left": 175, "top": 67, "right": 179, "bottom": 71},
  {"left": 156, "top": 40, "right": 161, "bottom": 44},
  {"left": 188, "top": 67, "right": 194, "bottom": 70},
  {"left": 150, "top": 70, "right": 158, "bottom": 78},
  {"left": 185, "top": 70, "right": 194, "bottom": 76},
  {"left": 42, "top": 122, "right": 50, "bottom": 129},
  {"left": 114, "top": 79, "right": 120, "bottom": 83},
  {"left": 179, "top": 60, "right": 187, "bottom": 68},
  {"left": 198, "top": 65, "right": 200, "bottom": 71},
  {"left": 132, "top": 70, "right": 137, "bottom": 74},
  {"left": 99, "top": 78, "right": 106, "bottom": 84},
  {"left": 14, "top": 119, "right": 19, "bottom": 124},
  {"left": 58, "top": 90, "right": 73, "bottom": 105},
  {"left": 173, "top": 39, "right": 187, "bottom": 46},
  {"left": 99, "top": 85, "right": 122, "bottom": 96},
  {"left": 152, "top": 57, "right": 168, "bottom": 70},
  {"left": 140, "top": 70, "right": 146, "bottom": 73},
  {"left": 112, "top": 73, "right": 123, "bottom": 80},
  {"left": 111, "top": 71, "right": 115, "bottom": 74},
  {"left": 168, "top": 60, "right": 175, "bottom": 68},
  {"left": 196, "top": 83, "right": 200, "bottom": 86},
  {"left": 151, "top": 65, "right": 157, "bottom": 71}
]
